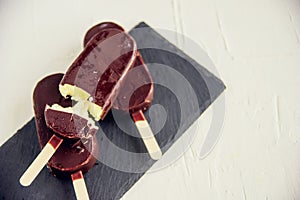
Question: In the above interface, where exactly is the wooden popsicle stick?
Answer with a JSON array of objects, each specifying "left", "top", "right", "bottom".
[
  {"left": 20, "top": 135, "right": 63, "bottom": 186},
  {"left": 71, "top": 171, "right": 90, "bottom": 200},
  {"left": 132, "top": 110, "right": 162, "bottom": 160}
]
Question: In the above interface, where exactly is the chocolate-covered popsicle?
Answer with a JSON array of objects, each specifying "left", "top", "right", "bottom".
[
  {"left": 42, "top": 28, "right": 138, "bottom": 149},
  {"left": 84, "top": 22, "right": 153, "bottom": 112},
  {"left": 20, "top": 74, "right": 98, "bottom": 187},
  {"left": 84, "top": 22, "right": 162, "bottom": 160},
  {"left": 60, "top": 28, "right": 137, "bottom": 121},
  {"left": 115, "top": 53, "right": 162, "bottom": 160}
]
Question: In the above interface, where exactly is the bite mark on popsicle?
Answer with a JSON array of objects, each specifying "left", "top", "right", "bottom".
[{"left": 59, "top": 28, "right": 137, "bottom": 121}]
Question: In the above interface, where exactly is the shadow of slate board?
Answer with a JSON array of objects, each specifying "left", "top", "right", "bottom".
[{"left": 0, "top": 22, "right": 225, "bottom": 200}]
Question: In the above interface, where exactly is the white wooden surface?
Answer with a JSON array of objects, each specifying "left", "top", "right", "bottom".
[{"left": 1, "top": 0, "right": 300, "bottom": 199}]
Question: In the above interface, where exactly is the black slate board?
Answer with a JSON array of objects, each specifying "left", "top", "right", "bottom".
[{"left": 0, "top": 22, "right": 225, "bottom": 200}]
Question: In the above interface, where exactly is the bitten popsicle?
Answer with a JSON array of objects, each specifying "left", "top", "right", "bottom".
[
  {"left": 84, "top": 22, "right": 162, "bottom": 160},
  {"left": 20, "top": 74, "right": 98, "bottom": 200},
  {"left": 60, "top": 28, "right": 137, "bottom": 121}
]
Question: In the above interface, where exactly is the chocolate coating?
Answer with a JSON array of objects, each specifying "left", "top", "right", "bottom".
[
  {"left": 33, "top": 74, "right": 98, "bottom": 177},
  {"left": 84, "top": 22, "right": 154, "bottom": 113},
  {"left": 60, "top": 28, "right": 137, "bottom": 119},
  {"left": 114, "top": 52, "right": 153, "bottom": 113},
  {"left": 45, "top": 107, "right": 98, "bottom": 139},
  {"left": 84, "top": 22, "right": 124, "bottom": 46}
]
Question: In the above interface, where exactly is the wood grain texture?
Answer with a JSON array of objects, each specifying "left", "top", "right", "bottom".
[{"left": 0, "top": 22, "right": 225, "bottom": 200}]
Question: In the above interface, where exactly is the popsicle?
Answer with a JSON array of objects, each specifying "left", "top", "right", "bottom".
[
  {"left": 20, "top": 74, "right": 98, "bottom": 200},
  {"left": 60, "top": 28, "right": 137, "bottom": 121},
  {"left": 44, "top": 26, "right": 136, "bottom": 141},
  {"left": 84, "top": 22, "right": 162, "bottom": 160}
]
